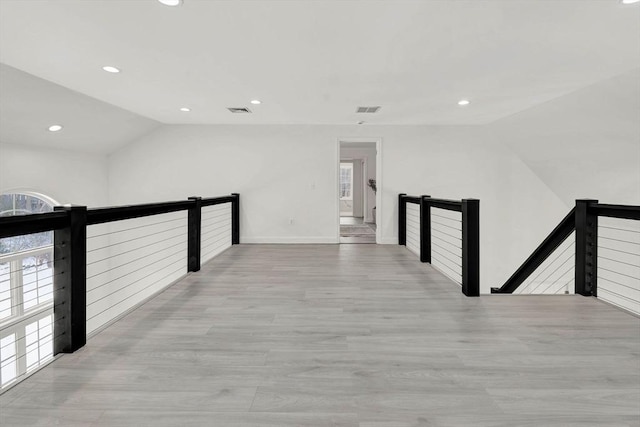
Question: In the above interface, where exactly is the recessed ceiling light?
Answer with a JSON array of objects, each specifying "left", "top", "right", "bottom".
[
  {"left": 250, "top": 100, "right": 261, "bottom": 105},
  {"left": 458, "top": 99, "right": 470, "bottom": 106},
  {"left": 48, "top": 125, "right": 63, "bottom": 132},
  {"left": 621, "top": 0, "right": 640, "bottom": 4},
  {"left": 180, "top": 107, "right": 191, "bottom": 112},
  {"left": 158, "top": 0, "right": 182, "bottom": 6},
  {"left": 102, "top": 66, "right": 120, "bottom": 73}
]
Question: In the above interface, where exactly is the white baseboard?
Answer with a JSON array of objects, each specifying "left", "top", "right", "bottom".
[
  {"left": 242, "top": 236, "right": 338, "bottom": 244},
  {"left": 378, "top": 237, "right": 396, "bottom": 245},
  {"left": 241, "top": 236, "right": 396, "bottom": 245}
]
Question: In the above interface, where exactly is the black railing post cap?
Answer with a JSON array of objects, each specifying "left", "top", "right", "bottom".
[{"left": 55, "top": 204, "right": 87, "bottom": 210}]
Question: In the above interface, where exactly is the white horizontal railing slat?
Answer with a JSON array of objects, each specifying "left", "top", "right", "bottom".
[
  {"left": 86, "top": 211, "right": 188, "bottom": 336},
  {"left": 405, "top": 203, "right": 420, "bottom": 258},
  {"left": 598, "top": 217, "right": 640, "bottom": 315},
  {"left": 430, "top": 207, "right": 462, "bottom": 285},
  {"left": 201, "top": 203, "right": 232, "bottom": 264}
]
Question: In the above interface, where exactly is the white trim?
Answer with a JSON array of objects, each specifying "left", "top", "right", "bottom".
[
  {"left": 362, "top": 157, "right": 372, "bottom": 223},
  {"left": 339, "top": 161, "right": 354, "bottom": 201},
  {"left": 242, "top": 237, "right": 338, "bottom": 244},
  {"left": 337, "top": 137, "right": 382, "bottom": 244}
]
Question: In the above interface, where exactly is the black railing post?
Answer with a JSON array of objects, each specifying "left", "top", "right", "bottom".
[
  {"left": 398, "top": 193, "right": 407, "bottom": 245},
  {"left": 462, "top": 199, "right": 480, "bottom": 297},
  {"left": 187, "top": 196, "right": 202, "bottom": 272},
  {"left": 53, "top": 205, "right": 87, "bottom": 354},
  {"left": 231, "top": 193, "right": 240, "bottom": 244},
  {"left": 420, "top": 195, "right": 431, "bottom": 263},
  {"left": 575, "top": 199, "right": 598, "bottom": 296}
]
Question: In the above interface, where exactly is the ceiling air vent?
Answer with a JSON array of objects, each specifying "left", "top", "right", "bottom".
[
  {"left": 228, "top": 107, "right": 252, "bottom": 113},
  {"left": 356, "top": 106, "right": 381, "bottom": 113}
]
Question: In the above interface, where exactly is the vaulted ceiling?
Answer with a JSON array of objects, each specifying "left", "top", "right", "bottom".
[{"left": 0, "top": 0, "right": 639, "bottom": 152}]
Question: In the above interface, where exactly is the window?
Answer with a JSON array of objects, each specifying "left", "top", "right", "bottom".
[
  {"left": 340, "top": 162, "right": 353, "bottom": 200},
  {"left": 0, "top": 193, "right": 54, "bottom": 255},
  {"left": 0, "top": 192, "right": 57, "bottom": 389}
]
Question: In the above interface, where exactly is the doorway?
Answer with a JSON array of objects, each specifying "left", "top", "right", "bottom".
[{"left": 338, "top": 140, "right": 379, "bottom": 244}]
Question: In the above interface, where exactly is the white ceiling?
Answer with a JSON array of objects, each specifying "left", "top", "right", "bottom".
[
  {"left": 0, "top": 0, "right": 639, "bottom": 132},
  {"left": 0, "top": 63, "right": 159, "bottom": 153}
]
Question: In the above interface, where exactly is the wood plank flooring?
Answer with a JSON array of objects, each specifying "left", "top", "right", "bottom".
[
  {"left": 1, "top": 244, "right": 639, "bottom": 426},
  {"left": 340, "top": 217, "right": 376, "bottom": 244}
]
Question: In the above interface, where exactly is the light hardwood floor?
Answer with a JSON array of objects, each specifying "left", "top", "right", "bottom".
[
  {"left": 340, "top": 217, "right": 376, "bottom": 244},
  {"left": 1, "top": 244, "right": 639, "bottom": 426}
]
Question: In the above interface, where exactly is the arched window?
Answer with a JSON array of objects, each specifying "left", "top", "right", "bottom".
[
  {"left": 0, "top": 192, "right": 58, "bottom": 389},
  {"left": 0, "top": 193, "right": 56, "bottom": 256}
]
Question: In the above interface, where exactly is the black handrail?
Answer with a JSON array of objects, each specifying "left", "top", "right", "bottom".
[
  {"left": 0, "top": 193, "right": 240, "bottom": 356},
  {"left": 592, "top": 203, "right": 640, "bottom": 220},
  {"left": 0, "top": 211, "right": 69, "bottom": 238},
  {"left": 492, "top": 200, "right": 639, "bottom": 296},
  {"left": 202, "top": 195, "right": 237, "bottom": 207},
  {"left": 398, "top": 193, "right": 479, "bottom": 297},
  {"left": 491, "top": 208, "right": 576, "bottom": 294},
  {"left": 400, "top": 194, "right": 462, "bottom": 211},
  {"left": 430, "top": 199, "right": 463, "bottom": 212},
  {"left": 86, "top": 200, "right": 193, "bottom": 225},
  {"left": 0, "top": 196, "right": 242, "bottom": 236},
  {"left": 403, "top": 196, "right": 421, "bottom": 204}
]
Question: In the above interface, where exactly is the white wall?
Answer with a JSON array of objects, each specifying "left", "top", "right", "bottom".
[
  {"left": 486, "top": 69, "right": 640, "bottom": 304},
  {"left": 0, "top": 142, "right": 109, "bottom": 207},
  {"left": 4, "top": 75, "right": 636, "bottom": 296},
  {"left": 108, "top": 125, "right": 339, "bottom": 244},
  {"left": 341, "top": 145, "right": 377, "bottom": 222},
  {"left": 380, "top": 126, "right": 569, "bottom": 293},
  {"left": 108, "top": 124, "right": 571, "bottom": 293},
  {"left": 490, "top": 69, "right": 640, "bottom": 206}
]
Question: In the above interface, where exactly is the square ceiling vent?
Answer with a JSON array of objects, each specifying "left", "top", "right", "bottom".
[
  {"left": 228, "top": 107, "right": 252, "bottom": 113},
  {"left": 356, "top": 106, "right": 381, "bottom": 113}
]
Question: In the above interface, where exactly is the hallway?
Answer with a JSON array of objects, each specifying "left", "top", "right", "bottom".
[
  {"left": 1, "top": 244, "right": 638, "bottom": 426},
  {"left": 340, "top": 217, "right": 376, "bottom": 244}
]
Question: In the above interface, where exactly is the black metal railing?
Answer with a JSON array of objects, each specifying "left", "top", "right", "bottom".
[
  {"left": 398, "top": 194, "right": 480, "bottom": 297},
  {"left": 0, "top": 193, "right": 239, "bottom": 360},
  {"left": 492, "top": 200, "right": 640, "bottom": 313},
  {"left": 492, "top": 208, "right": 576, "bottom": 295}
]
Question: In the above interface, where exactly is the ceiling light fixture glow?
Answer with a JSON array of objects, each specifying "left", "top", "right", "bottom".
[
  {"left": 48, "top": 125, "right": 63, "bottom": 132},
  {"left": 158, "top": 0, "right": 182, "bottom": 6},
  {"left": 621, "top": 0, "right": 640, "bottom": 4},
  {"left": 250, "top": 100, "right": 261, "bottom": 105},
  {"left": 458, "top": 99, "right": 470, "bottom": 106},
  {"left": 180, "top": 107, "right": 191, "bottom": 112},
  {"left": 102, "top": 66, "right": 120, "bottom": 73}
]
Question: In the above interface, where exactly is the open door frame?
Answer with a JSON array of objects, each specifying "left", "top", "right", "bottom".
[{"left": 336, "top": 137, "right": 382, "bottom": 244}]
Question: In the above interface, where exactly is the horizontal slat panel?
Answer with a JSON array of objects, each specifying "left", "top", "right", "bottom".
[
  {"left": 598, "top": 217, "right": 639, "bottom": 315},
  {"left": 201, "top": 204, "right": 232, "bottom": 264},
  {"left": 431, "top": 208, "right": 461, "bottom": 285},
  {"left": 86, "top": 211, "right": 188, "bottom": 335},
  {"left": 405, "top": 203, "right": 420, "bottom": 257}
]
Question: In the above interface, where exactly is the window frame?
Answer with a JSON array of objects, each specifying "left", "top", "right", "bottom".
[{"left": 340, "top": 162, "right": 354, "bottom": 201}]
